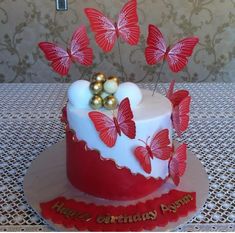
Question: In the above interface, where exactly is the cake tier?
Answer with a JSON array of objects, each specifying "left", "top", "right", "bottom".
[
  {"left": 66, "top": 129, "right": 166, "bottom": 200},
  {"left": 67, "top": 89, "right": 173, "bottom": 179}
]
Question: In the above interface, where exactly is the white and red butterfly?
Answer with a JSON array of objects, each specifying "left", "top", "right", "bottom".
[
  {"left": 134, "top": 129, "right": 172, "bottom": 174},
  {"left": 169, "top": 143, "right": 187, "bottom": 186},
  {"left": 172, "top": 95, "right": 191, "bottom": 137},
  {"left": 145, "top": 24, "right": 199, "bottom": 72},
  {"left": 38, "top": 26, "right": 93, "bottom": 76},
  {"left": 88, "top": 98, "right": 136, "bottom": 147},
  {"left": 166, "top": 80, "right": 191, "bottom": 137},
  {"left": 84, "top": 0, "right": 140, "bottom": 52},
  {"left": 166, "top": 80, "right": 189, "bottom": 107}
]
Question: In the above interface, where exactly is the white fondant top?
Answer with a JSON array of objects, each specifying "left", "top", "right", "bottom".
[{"left": 67, "top": 89, "right": 173, "bottom": 179}]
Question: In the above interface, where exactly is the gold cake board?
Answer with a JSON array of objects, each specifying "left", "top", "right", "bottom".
[{"left": 24, "top": 140, "right": 209, "bottom": 231}]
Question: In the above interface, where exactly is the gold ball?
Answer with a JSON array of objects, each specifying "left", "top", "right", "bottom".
[
  {"left": 90, "top": 81, "right": 103, "bottom": 94},
  {"left": 107, "top": 75, "right": 120, "bottom": 85},
  {"left": 89, "top": 95, "right": 103, "bottom": 109},
  {"left": 103, "top": 95, "right": 118, "bottom": 110},
  {"left": 92, "top": 72, "right": 106, "bottom": 83}
]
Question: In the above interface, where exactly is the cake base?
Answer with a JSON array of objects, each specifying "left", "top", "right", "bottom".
[{"left": 23, "top": 140, "right": 209, "bottom": 231}]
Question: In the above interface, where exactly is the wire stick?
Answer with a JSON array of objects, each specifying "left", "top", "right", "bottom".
[
  {"left": 152, "top": 61, "right": 165, "bottom": 96},
  {"left": 117, "top": 39, "right": 126, "bottom": 81},
  {"left": 80, "top": 68, "right": 86, "bottom": 80}
]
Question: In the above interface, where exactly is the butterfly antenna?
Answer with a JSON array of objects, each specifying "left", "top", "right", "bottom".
[
  {"left": 138, "top": 138, "right": 147, "bottom": 146},
  {"left": 146, "top": 136, "right": 151, "bottom": 145},
  {"left": 152, "top": 60, "right": 165, "bottom": 96},
  {"left": 117, "top": 39, "right": 127, "bottom": 81}
]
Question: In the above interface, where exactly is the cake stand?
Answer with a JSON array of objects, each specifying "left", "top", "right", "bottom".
[{"left": 24, "top": 140, "right": 209, "bottom": 231}]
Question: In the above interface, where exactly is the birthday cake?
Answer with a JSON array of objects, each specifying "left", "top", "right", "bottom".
[
  {"left": 38, "top": 0, "right": 199, "bottom": 229},
  {"left": 63, "top": 79, "right": 173, "bottom": 200}
]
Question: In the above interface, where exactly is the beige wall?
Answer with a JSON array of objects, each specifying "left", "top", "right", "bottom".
[{"left": 0, "top": 0, "right": 234, "bottom": 83}]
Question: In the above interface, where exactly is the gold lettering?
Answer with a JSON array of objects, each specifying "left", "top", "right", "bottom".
[
  {"left": 141, "top": 213, "right": 150, "bottom": 221},
  {"left": 161, "top": 204, "right": 169, "bottom": 214},
  {"left": 68, "top": 210, "right": 77, "bottom": 218},
  {"left": 61, "top": 207, "right": 77, "bottom": 218},
  {"left": 188, "top": 194, "right": 193, "bottom": 201},
  {"left": 117, "top": 215, "right": 124, "bottom": 223},
  {"left": 182, "top": 196, "right": 189, "bottom": 204},
  {"left": 78, "top": 213, "right": 92, "bottom": 222},
  {"left": 110, "top": 215, "right": 119, "bottom": 223},
  {"left": 175, "top": 200, "right": 181, "bottom": 208},
  {"left": 96, "top": 215, "right": 106, "bottom": 224},
  {"left": 96, "top": 210, "right": 158, "bottom": 224},
  {"left": 148, "top": 210, "right": 157, "bottom": 220},
  {"left": 133, "top": 214, "right": 142, "bottom": 222},
  {"left": 73, "top": 212, "right": 82, "bottom": 219},
  {"left": 161, "top": 194, "right": 194, "bottom": 214},
  {"left": 51, "top": 201, "right": 91, "bottom": 221},
  {"left": 169, "top": 204, "right": 177, "bottom": 213},
  {"left": 52, "top": 201, "right": 64, "bottom": 212},
  {"left": 104, "top": 216, "right": 111, "bottom": 224},
  {"left": 123, "top": 215, "right": 133, "bottom": 223}
]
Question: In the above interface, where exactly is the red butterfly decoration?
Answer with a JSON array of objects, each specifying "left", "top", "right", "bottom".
[
  {"left": 166, "top": 80, "right": 191, "bottom": 137},
  {"left": 145, "top": 24, "right": 199, "bottom": 72},
  {"left": 172, "top": 95, "right": 191, "bottom": 137},
  {"left": 169, "top": 143, "right": 187, "bottom": 186},
  {"left": 166, "top": 80, "right": 189, "bottom": 107},
  {"left": 85, "top": 0, "right": 140, "bottom": 52},
  {"left": 38, "top": 26, "right": 93, "bottom": 76},
  {"left": 88, "top": 98, "right": 136, "bottom": 148},
  {"left": 134, "top": 129, "right": 172, "bottom": 174}
]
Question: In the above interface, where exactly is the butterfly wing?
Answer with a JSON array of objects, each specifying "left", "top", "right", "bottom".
[
  {"left": 171, "top": 90, "right": 189, "bottom": 107},
  {"left": 166, "top": 37, "right": 199, "bottom": 72},
  {"left": 169, "top": 157, "right": 180, "bottom": 186},
  {"left": 169, "top": 143, "right": 187, "bottom": 185},
  {"left": 134, "top": 146, "right": 152, "bottom": 174},
  {"left": 172, "top": 96, "right": 191, "bottom": 137},
  {"left": 117, "top": 0, "right": 140, "bottom": 45},
  {"left": 88, "top": 111, "right": 117, "bottom": 147},
  {"left": 166, "top": 80, "right": 189, "bottom": 107},
  {"left": 150, "top": 129, "right": 172, "bottom": 160},
  {"left": 145, "top": 24, "right": 167, "bottom": 65},
  {"left": 70, "top": 26, "right": 93, "bottom": 66},
  {"left": 38, "top": 42, "right": 71, "bottom": 76},
  {"left": 174, "top": 143, "right": 187, "bottom": 176},
  {"left": 117, "top": 98, "right": 136, "bottom": 139},
  {"left": 85, "top": 8, "right": 116, "bottom": 52}
]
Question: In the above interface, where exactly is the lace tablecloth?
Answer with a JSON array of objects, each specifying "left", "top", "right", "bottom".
[{"left": 0, "top": 83, "right": 234, "bottom": 232}]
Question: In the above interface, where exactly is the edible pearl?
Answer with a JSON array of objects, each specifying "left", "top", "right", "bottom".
[
  {"left": 68, "top": 80, "right": 92, "bottom": 109},
  {"left": 115, "top": 82, "right": 143, "bottom": 109},
  {"left": 103, "top": 95, "right": 118, "bottom": 110},
  {"left": 89, "top": 95, "right": 103, "bottom": 109},
  {"left": 103, "top": 80, "right": 118, "bottom": 94},
  {"left": 107, "top": 76, "right": 120, "bottom": 85},
  {"left": 91, "top": 72, "right": 106, "bottom": 83},
  {"left": 90, "top": 81, "right": 103, "bottom": 94}
]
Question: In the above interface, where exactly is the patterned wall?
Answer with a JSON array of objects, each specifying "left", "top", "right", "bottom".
[{"left": 0, "top": 0, "right": 235, "bottom": 83}]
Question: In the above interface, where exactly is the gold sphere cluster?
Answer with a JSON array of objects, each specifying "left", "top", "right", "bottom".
[{"left": 89, "top": 72, "right": 120, "bottom": 110}]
